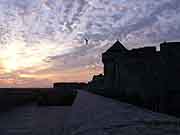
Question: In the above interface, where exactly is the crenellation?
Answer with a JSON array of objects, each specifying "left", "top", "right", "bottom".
[{"left": 95, "top": 40, "right": 180, "bottom": 115}]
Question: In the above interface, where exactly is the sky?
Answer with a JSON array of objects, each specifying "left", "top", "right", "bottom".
[{"left": 0, "top": 0, "right": 180, "bottom": 87}]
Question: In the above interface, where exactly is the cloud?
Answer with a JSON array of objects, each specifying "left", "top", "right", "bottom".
[{"left": 0, "top": 0, "right": 179, "bottom": 87}]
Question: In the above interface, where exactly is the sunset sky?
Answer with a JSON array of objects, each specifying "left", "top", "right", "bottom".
[{"left": 0, "top": 0, "right": 180, "bottom": 87}]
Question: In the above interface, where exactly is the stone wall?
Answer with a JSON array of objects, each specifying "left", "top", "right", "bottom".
[{"left": 100, "top": 41, "right": 180, "bottom": 115}]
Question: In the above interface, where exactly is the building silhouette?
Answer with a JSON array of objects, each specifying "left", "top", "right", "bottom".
[{"left": 90, "top": 40, "right": 180, "bottom": 115}]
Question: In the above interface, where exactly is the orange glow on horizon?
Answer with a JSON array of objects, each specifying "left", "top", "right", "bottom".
[{"left": 0, "top": 39, "right": 103, "bottom": 87}]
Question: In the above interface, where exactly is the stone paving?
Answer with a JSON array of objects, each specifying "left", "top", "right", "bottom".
[
  {"left": 64, "top": 91, "right": 180, "bottom": 135},
  {"left": 0, "top": 91, "right": 180, "bottom": 135}
]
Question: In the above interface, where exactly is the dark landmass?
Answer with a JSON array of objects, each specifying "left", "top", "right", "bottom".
[
  {"left": 0, "top": 88, "right": 77, "bottom": 112},
  {"left": 54, "top": 82, "right": 87, "bottom": 90},
  {"left": 36, "top": 88, "right": 77, "bottom": 106}
]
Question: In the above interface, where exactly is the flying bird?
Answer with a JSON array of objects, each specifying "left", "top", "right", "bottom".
[{"left": 85, "top": 38, "right": 88, "bottom": 45}]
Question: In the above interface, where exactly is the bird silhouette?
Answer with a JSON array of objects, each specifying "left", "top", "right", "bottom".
[{"left": 85, "top": 38, "right": 88, "bottom": 45}]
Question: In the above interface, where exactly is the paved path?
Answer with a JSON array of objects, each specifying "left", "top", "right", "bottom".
[
  {"left": 64, "top": 91, "right": 180, "bottom": 135},
  {"left": 0, "top": 104, "right": 70, "bottom": 135},
  {"left": 0, "top": 90, "right": 180, "bottom": 135}
]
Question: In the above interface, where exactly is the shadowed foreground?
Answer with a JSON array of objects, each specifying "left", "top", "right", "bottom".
[
  {"left": 0, "top": 90, "right": 180, "bottom": 135},
  {"left": 0, "top": 103, "right": 70, "bottom": 135}
]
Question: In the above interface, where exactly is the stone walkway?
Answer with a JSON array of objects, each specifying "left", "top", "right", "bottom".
[
  {"left": 0, "top": 91, "right": 180, "bottom": 135},
  {"left": 64, "top": 91, "right": 180, "bottom": 135}
]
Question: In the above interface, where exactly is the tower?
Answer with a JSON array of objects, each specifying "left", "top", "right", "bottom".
[{"left": 102, "top": 40, "right": 128, "bottom": 90}]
